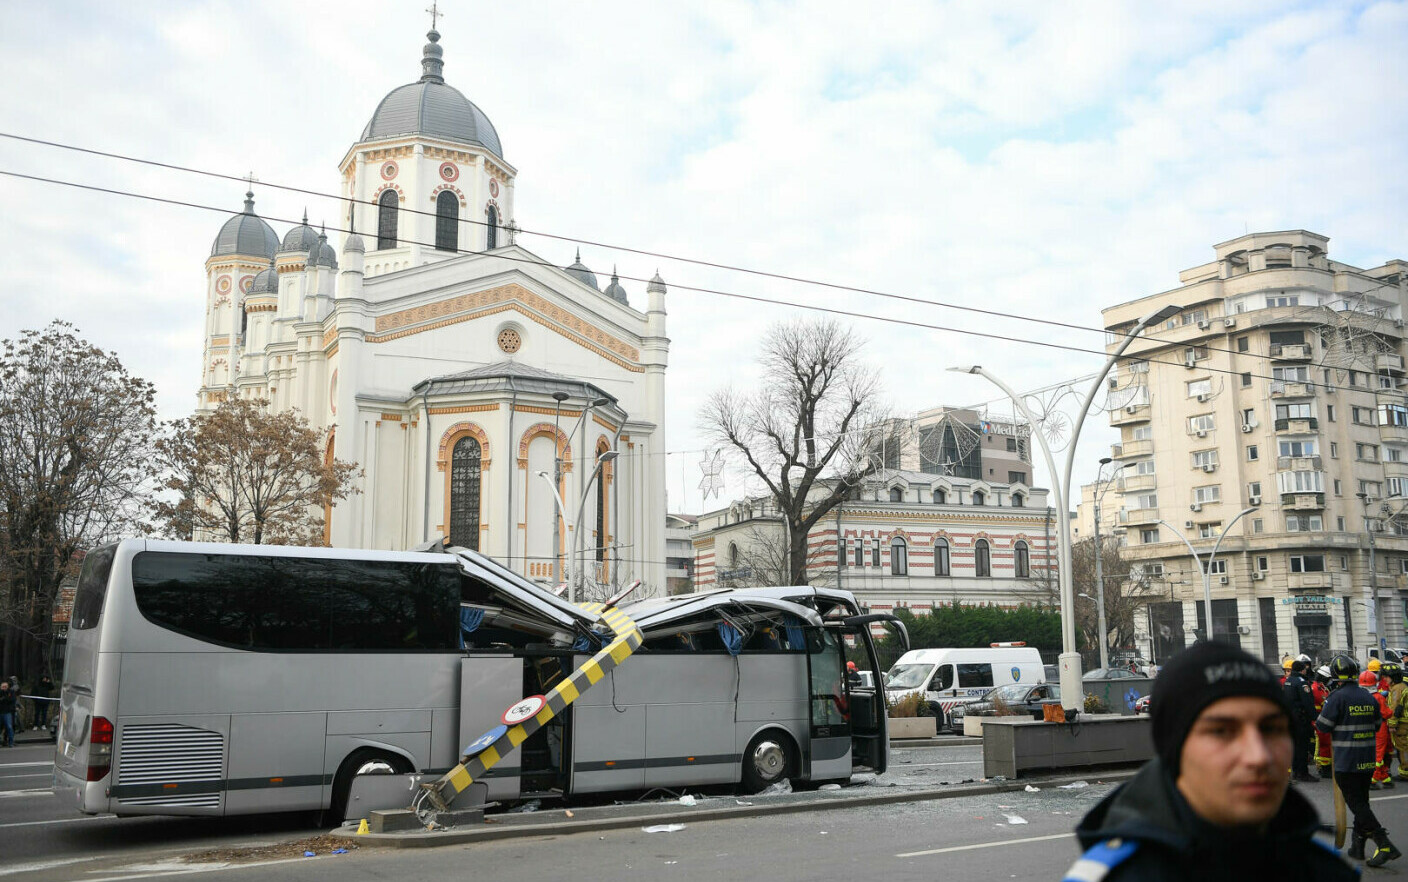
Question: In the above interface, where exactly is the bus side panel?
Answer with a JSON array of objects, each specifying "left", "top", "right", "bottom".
[
  {"left": 110, "top": 714, "right": 230, "bottom": 816},
  {"left": 736, "top": 654, "right": 808, "bottom": 725},
  {"left": 570, "top": 704, "right": 645, "bottom": 793},
  {"left": 226, "top": 712, "right": 327, "bottom": 814},
  {"left": 458, "top": 656, "right": 523, "bottom": 801},
  {"left": 640, "top": 656, "right": 737, "bottom": 788}
]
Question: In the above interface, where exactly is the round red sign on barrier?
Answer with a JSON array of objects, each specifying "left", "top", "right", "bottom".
[{"left": 502, "top": 694, "right": 546, "bottom": 726}]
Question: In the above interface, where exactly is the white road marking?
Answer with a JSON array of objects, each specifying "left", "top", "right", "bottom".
[
  {"left": 0, "top": 774, "right": 53, "bottom": 780},
  {"left": 897, "top": 832, "right": 1071, "bottom": 858},
  {"left": 895, "top": 761, "right": 983, "bottom": 767},
  {"left": 0, "top": 814, "right": 103, "bottom": 828},
  {"left": 82, "top": 856, "right": 315, "bottom": 881},
  {"left": 0, "top": 856, "right": 97, "bottom": 877},
  {"left": 0, "top": 761, "right": 55, "bottom": 768},
  {"left": 0, "top": 789, "right": 55, "bottom": 799},
  {"left": 1372, "top": 793, "right": 1408, "bottom": 802}
]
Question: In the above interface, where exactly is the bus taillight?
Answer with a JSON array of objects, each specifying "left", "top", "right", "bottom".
[{"left": 87, "top": 716, "right": 113, "bottom": 782}]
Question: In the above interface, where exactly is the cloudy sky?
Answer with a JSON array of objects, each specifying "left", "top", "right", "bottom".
[{"left": 2, "top": 1, "right": 1406, "bottom": 514}]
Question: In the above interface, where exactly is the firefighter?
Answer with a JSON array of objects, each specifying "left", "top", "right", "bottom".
[
  {"left": 1363, "top": 671, "right": 1395, "bottom": 789},
  {"left": 1313, "top": 664, "right": 1333, "bottom": 779},
  {"left": 1318, "top": 654, "right": 1400, "bottom": 865},
  {"left": 1387, "top": 662, "right": 1408, "bottom": 782},
  {"left": 1280, "top": 656, "right": 1295, "bottom": 686}
]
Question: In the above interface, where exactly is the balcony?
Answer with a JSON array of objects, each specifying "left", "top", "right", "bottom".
[
  {"left": 1117, "top": 474, "right": 1156, "bottom": 493},
  {"left": 1289, "top": 572, "right": 1335, "bottom": 591},
  {"left": 1119, "top": 508, "right": 1159, "bottom": 526},
  {"left": 1271, "top": 343, "right": 1312, "bottom": 361},
  {"left": 1270, "top": 382, "right": 1315, "bottom": 398},
  {"left": 1112, "top": 439, "right": 1153, "bottom": 458},
  {"left": 1381, "top": 423, "right": 1408, "bottom": 444},
  {"left": 1274, "top": 417, "right": 1318, "bottom": 433},
  {"left": 1281, "top": 492, "right": 1325, "bottom": 510},
  {"left": 1110, "top": 404, "right": 1151, "bottom": 426},
  {"left": 1378, "top": 354, "right": 1405, "bottom": 374},
  {"left": 1385, "top": 461, "right": 1408, "bottom": 480},
  {"left": 1276, "top": 455, "right": 1322, "bottom": 471}
]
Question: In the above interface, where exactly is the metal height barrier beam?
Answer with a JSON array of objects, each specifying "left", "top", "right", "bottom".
[{"left": 417, "top": 602, "right": 642, "bottom": 814}]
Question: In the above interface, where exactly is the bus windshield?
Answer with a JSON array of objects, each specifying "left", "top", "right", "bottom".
[{"left": 886, "top": 663, "right": 933, "bottom": 690}]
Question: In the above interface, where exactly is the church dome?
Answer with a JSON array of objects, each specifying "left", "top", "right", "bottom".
[
  {"left": 307, "top": 233, "right": 339, "bottom": 269},
  {"left": 565, "top": 249, "right": 599, "bottom": 290},
  {"left": 280, "top": 214, "right": 319, "bottom": 253},
  {"left": 249, "top": 261, "right": 279, "bottom": 295},
  {"left": 360, "top": 30, "right": 503, "bottom": 158},
  {"left": 210, "top": 191, "right": 279, "bottom": 259},
  {"left": 603, "top": 267, "right": 628, "bottom": 305}
]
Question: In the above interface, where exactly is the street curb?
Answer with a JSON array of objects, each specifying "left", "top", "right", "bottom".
[{"left": 330, "top": 767, "right": 1139, "bottom": 849}]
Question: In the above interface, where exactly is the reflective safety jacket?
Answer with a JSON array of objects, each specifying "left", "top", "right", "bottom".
[
  {"left": 1316, "top": 682, "right": 1381, "bottom": 773},
  {"left": 1390, "top": 681, "right": 1408, "bottom": 726},
  {"left": 1311, "top": 680, "right": 1328, "bottom": 712}
]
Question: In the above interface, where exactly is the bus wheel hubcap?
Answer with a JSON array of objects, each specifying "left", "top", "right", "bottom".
[{"left": 752, "top": 741, "right": 784, "bottom": 779}]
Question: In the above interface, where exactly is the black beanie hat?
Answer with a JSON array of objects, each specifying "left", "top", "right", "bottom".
[{"left": 1151, "top": 641, "right": 1290, "bottom": 777}]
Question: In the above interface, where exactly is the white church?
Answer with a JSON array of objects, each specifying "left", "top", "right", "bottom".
[{"left": 196, "top": 27, "right": 669, "bottom": 593}]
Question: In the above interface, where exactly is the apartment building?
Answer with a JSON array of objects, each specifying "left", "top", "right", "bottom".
[{"left": 1103, "top": 230, "right": 1408, "bottom": 664}]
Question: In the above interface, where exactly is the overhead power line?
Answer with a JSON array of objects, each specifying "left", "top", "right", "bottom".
[
  {"left": 5, "top": 130, "right": 1402, "bottom": 373},
  {"left": 0, "top": 167, "right": 1396, "bottom": 398}
]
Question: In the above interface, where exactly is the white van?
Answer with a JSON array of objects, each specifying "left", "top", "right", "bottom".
[{"left": 885, "top": 646, "right": 1045, "bottom": 730}]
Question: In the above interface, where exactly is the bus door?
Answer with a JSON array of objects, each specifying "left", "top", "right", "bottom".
[
  {"left": 806, "top": 628, "right": 852, "bottom": 781},
  {"left": 839, "top": 614, "right": 906, "bottom": 775}
]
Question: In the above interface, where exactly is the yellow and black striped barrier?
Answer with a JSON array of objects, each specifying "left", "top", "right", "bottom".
[{"left": 420, "top": 602, "right": 642, "bottom": 812}]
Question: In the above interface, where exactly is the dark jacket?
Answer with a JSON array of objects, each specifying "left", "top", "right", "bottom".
[
  {"left": 1316, "top": 683, "right": 1379, "bottom": 773},
  {"left": 0, "top": 690, "right": 14, "bottom": 715},
  {"left": 1283, "top": 672, "right": 1316, "bottom": 726},
  {"left": 1066, "top": 759, "right": 1356, "bottom": 881}
]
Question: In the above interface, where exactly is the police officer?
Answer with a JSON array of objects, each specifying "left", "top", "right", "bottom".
[
  {"left": 1064, "top": 642, "right": 1354, "bottom": 881},
  {"left": 1283, "top": 659, "right": 1318, "bottom": 783},
  {"left": 1318, "top": 653, "right": 1401, "bottom": 865}
]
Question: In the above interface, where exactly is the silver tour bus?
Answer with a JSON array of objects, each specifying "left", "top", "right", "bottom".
[{"left": 54, "top": 539, "right": 900, "bottom": 818}]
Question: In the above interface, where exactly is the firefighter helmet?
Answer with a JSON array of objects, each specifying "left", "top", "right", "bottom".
[
  {"left": 1383, "top": 662, "right": 1403, "bottom": 682},
  {"left": 1317, "top": 665, "right": 1332, "bottom": 681},
  {"left": 1369, "top": 657, "right": 1383, "bottom": 672},
  {"left": 1282, "top": 657, "right": 1296, "bottom": 671},
  {"left": 1330, "top": 654, "right": 1360, "bottom": 682},
  {"left": 1361, "top": 670, "right": 1380, "bottom": 687}
]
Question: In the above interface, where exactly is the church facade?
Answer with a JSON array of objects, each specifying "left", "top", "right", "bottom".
[{"left": 196, "top": 28, "right": 668, "bottom": 594}]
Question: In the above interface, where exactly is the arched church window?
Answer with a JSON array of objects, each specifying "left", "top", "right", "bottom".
[
  {"left": 890, "top": 537, "right": 908, "bottom": 576},
  {"left": 377, "top": 190, "right": 399, "bottom": 250},
  {"left": 1014, "top": 540, "right": 1031, "bottom": 578},
  {"left": 449, "top": 436, "right": 482, "bottom": 550},
  {"left": 933, "top": 538, "right": 950, "bottom": 576},
  {"left": 435, "top": 191, "right": 459, "bottom": 253},
  {"left": 486, "top": 205, "right": 498, "bottom": 250},
  {"left": 889, "top": 486, "right": 903, "bottom": 502},
  {"left": 974, "top": 539, "right": 991, "bottom": 577}
]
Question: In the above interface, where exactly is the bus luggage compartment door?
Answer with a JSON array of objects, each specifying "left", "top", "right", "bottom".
[{"left": 459, "top": 656, "right": 524, "bottom": 801}]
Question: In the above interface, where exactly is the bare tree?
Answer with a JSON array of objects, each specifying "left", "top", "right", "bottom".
[
  {"left": 152, "top": 399, "right": 360, "bottom": 545},
  {"left": 0, "top": 322, "right": 158, "bottom": 680},
  {"left": 1036, "top": 536, "right": 1158, "bottom": 666},
  {"left": 700, "top": 318, "right": 893, "bottom": 586}
]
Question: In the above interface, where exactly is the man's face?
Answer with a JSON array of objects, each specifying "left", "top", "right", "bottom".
[{"left": 1177, "top": 696, "right": 1291, "bottom": 828}]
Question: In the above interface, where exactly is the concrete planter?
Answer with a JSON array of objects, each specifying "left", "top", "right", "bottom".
[
  {"left": 962, "top": 715, "right": 985, "bottom": 737},
  {"left": 887, "top": 716, "right": 937, "bottom": 739}
]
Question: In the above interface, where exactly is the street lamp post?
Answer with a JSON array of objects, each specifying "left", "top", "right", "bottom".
[
  {"left": 550, "top": 391, "right": 570, "bottom": 584},
  {"left": 571, "top": 449, "right": 619, "bottom": 602},
  {"left": 1358, "top": 492, "right": 1380, "bottom": 656},
  {"left": 948, "top": 303, "right": 1179, "bottom": 715},
  {"left": 1091, "top": 457, "right": 1126, "bottom": 673},
  {"left": 1157, "top": 506, "right": 1258, "bottom": 642}
]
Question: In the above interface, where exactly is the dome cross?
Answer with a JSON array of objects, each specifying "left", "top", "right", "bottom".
[{"left": 426, "top": 2, "right": 444, "bottom": 29}]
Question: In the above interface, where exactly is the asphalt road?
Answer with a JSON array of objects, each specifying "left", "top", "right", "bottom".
[{"left": 9, "top": 740, "right": 1407, "bottom": 881}]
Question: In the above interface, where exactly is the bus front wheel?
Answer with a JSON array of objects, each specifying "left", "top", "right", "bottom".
[
  {"left": 741, "top": 731, "right": 795, "bottom": 794},
  {"left": 330, "top": 748, "right": 411, "bottom": 823}
]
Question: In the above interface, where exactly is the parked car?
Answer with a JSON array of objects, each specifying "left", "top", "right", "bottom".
[
  {"left": 1083, "top": 667, "right": 1141, "bottom": 681},
  {"left": 1134, "top": 694, "right": 1151, "bottom": 714},
  {"left": 950, "top": 682, "right": 1062, "bottom": 728}
]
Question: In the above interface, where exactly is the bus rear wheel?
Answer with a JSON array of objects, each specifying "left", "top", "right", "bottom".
[
  {"left": 330, "top": 748, "right": 410, "bottom": 823},
  {"left": 741, "top": 731, "right": 794, "bottom": 794}
]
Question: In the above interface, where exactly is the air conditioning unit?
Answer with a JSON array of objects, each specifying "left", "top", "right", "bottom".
[
  {"left": 1190, "top": 503, "right": 1203, "bottom": 512},
  {"left": 1195, "top": 429, "right": 1208, "bottom": 438},
  {"left": 1125, "top": 405, "right": 1138, "bottom": 414},
  {"left": 1252, "top": 571, "right": 1266, "bottom": 581},
  {"left": 1218, "top": 575, "right": 1229, "bottom": 585},
  {"left": 1197, "top": 320, "right": 1211, "bottom": 330},
  {"left": 1202, "top": 463, "right": 1217, "bottom": 472},
  {"left": 1184, "top": 358, "right": 1197, "bottom": 370},
  {"left": 1249, "top": 495, "right": 1262, "bottom": 505},
  {"left": 1224, "top": 318, "right": 1236, "bottom": 328},
  {"left": 1241, "top": 423, "right": 1254, "bottom": 433},
  {"left": 1326, "top": 384, "right": 1336, "bottom": 394},
  {"left": 1397, "top": 319, "right": 1405, "bottom": 329},
  {"left": 1185, "top": 520, "right": 1195, "bottom": 528},
  {"left": 1196, "top": 393, "right": 1211, "bottom": 402}
]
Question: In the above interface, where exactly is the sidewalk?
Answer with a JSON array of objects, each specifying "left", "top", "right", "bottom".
[{"left": 333, "top": 765, "right": 1138, "bottom": 849}]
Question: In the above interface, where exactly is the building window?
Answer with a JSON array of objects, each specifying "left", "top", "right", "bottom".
[
  {"left": 1008, "top": 471, "right": 1026, "bottom": 484},
  {"left": 889, "top": 486, "right": 903, "bottom": 502},
  {"left": 1289, "top": 554, "right": 1325, "bottom": 573},
  {"left": 1238, "top": 337, "right": 1250, "bottom": 353},
  {"left": 1352, "top": 406, "right": 1375, "bottom": 426},
  {"left": 435, "top": 190, "right": 459, "bottom": 252},
  {"left": 1193, "top": 485, "right": 1221, "bottom": 504},
  {"left": 1357, "top": 443, "right": 1380, "bottom": 462},
  {"left": 1202, "top": 559, "right": 1227, "bottom": 575},
  {"left": 485, "top": 204, "right": 498, "bottom": 250},
  {"left": 1011, "top": 492, "right": 1024, "bottom": 508},
  {"left": 1279, "top": 439, "right": 1317, "bottom": 457},
  {"left": 839, "top": 539, "right": 848, "bottom": 568},
  {"left": 1192, "top": 450, "right": 1218, "bottom": 469},
  {"left": 1252, "top": 518, "right": 1263, "bottom": 533},
  {"left": 1187, "top": 379, "right": 1212, "bottom": 397},
  {"left": 1247, "top": 445, "right": 1258, "bottom": 461},
  {"left": 1140, "top": 528, "right": 1160, "bottom": 544},
  {"left": 974, "top": 539, "right": 991, "bottom": 577},
  {"left": 853, "top": 542, "right": 863, "bottom": 568},
  {"left": 1286, "top": 515, "right": 1323, "bottom": 532},
  {"left": 376, "top": 189, "right": 399, "bottom": 250},
  {"left": 934, "top": 538, "right": 950, "bottom": 576},
  {"left": 972, "top": 490, "right": 986, "bottom": 506},
  {"left": 1248, "top": 481, "right": 1262, "bottom": 499},
  {"left": 933, "top": 488, "right": 947, "bottom": 504},
  {"left": 871, "top": 539, "right": 881, "bottom": 568},
  {"left": 1189, "top": 414, "right": 1215, "bottom": 434},
  {"left": 1256, "top": 556, "right": 1269, "bottom": 572},
  {"left": 890, "top": 537, "right": 908, "bottom": 576},
  {"left": 1014, "top": 540, "right": 1030, "bottom": 578},
  {"left": 448, "top": 436, "right": 482, "bottom": 550},
  {"left": 1006, "top": 437, "right": 1017, "bottom": 452},
  {"left": 1241, "top": 372, "right": 1252, "bottom": 387}
]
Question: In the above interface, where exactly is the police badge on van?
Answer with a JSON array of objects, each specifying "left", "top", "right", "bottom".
[{"left": 1012, "top": 666, "right": 1021, "bottom": 682}]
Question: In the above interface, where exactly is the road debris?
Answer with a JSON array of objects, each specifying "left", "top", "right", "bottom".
[
  {"left": 643, "top": 824, "right": 686, "bottom": 833},
  {"left": 678, "top": 794, "right": 698, "bottom": 806},
  {"left": 1024, "top": 785, "right": 1040, "bottom": 792},
  {"left": 1004, "top": 815, "right": 1028, "bottom": 825},
  {"left": 1059, "top": 781, "right": 1090, "bottom": 790}
]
